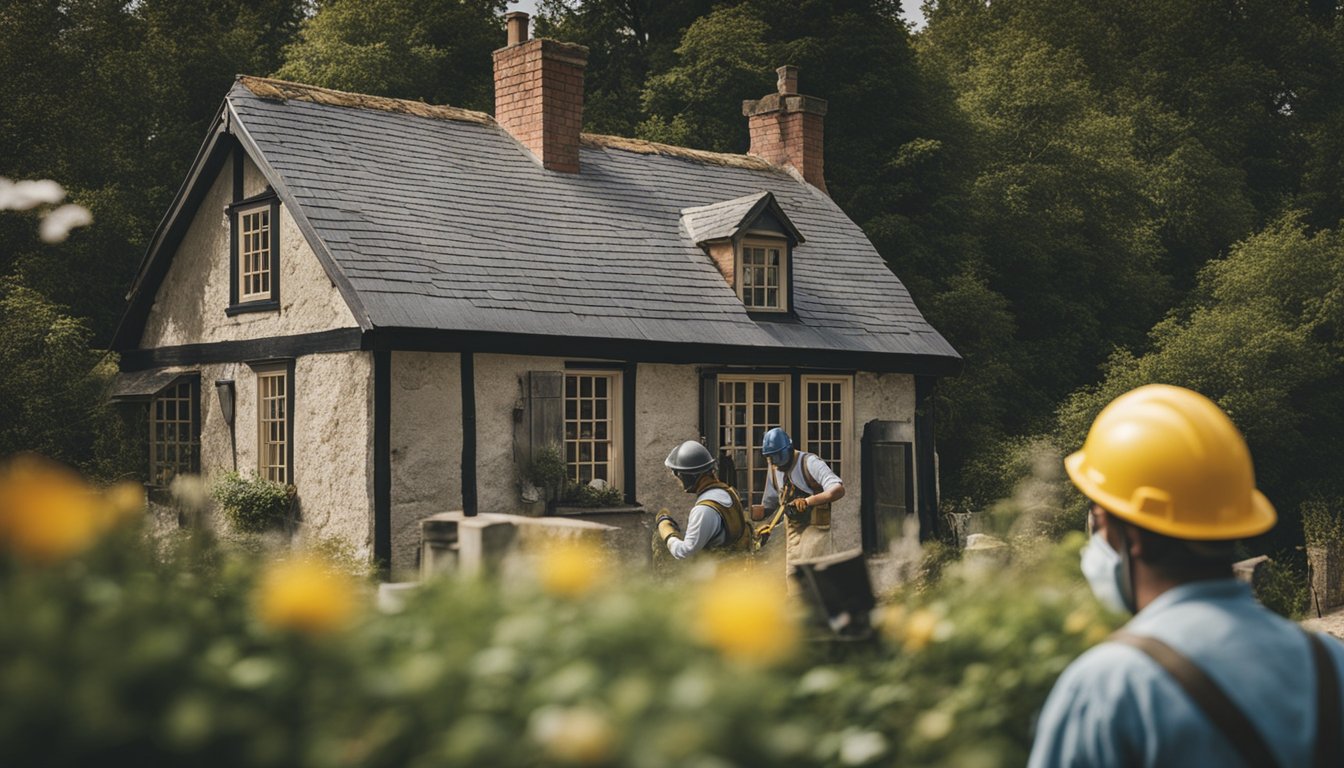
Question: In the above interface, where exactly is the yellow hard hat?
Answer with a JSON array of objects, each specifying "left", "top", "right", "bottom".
[{"left": 1064, "top": 384, "right": 1276, "bottom": 540}]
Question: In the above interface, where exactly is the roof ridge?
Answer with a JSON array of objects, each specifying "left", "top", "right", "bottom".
[
  {"left": 235, "top": 75, "right": 494, "bottom": 125},
  {"left": 235, "top": 76, "right": 787, "bottom": 173},
  {"left": 581, "top": 134, "right": 777, "bottom": 171}
]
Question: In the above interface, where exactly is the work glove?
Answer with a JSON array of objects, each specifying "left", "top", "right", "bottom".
[
  {"left": 656, "top": 510, "right": 681, "bottom": 544},
  {"left": 755, "top": 524, "right": 774, "bottom": 547},
  {"left": 785, "top": 497, "right": 810, "bottom": 518}
]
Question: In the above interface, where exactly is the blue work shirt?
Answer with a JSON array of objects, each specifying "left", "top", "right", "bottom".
[{"left": 1029, "top": 579, "right": 1344, "bottom": 767}]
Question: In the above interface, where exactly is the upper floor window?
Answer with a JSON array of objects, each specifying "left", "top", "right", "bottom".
[
  {"left": 680, "top": 191, "right": 803, "bottom": 316},
  {"left": 739, "top": 237, "right": 788, "bottom": 312},
  {"left": 227, "top": 191, "right": 280, "bottom": 314}
]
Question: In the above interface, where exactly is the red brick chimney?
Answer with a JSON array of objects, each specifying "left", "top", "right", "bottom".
[
  {"left": 743, "top": 65, "right": 828, "bottom": 193},
  {"left": 493, "top": 12, "right": 589, "bottom": 173}
]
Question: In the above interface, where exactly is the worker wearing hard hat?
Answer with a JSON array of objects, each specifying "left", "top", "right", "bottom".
[
  {"left": 656, "top": 440, "right": 753, "bottom": 558},
  {"left": 757, "top": 427, "right": 845, "bottom": 575},
  {"left": 1029, "top": 384, "right": 1344, "bottom": 767}
]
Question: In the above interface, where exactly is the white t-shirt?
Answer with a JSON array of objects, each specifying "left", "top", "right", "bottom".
[
  {"left": 760, "top": 452, "right": 841, "bottom": 513},
  {"left": 666, "top": 486, "right": 733, "bottom": 559}
]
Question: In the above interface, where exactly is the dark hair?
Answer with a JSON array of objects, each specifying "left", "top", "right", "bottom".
[{"left": 1132, "top": 524, "right": 1237, "bottom": 581}]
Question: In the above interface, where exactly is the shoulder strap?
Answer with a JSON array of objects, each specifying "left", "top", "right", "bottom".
[
  {"left": 798, "top": 452, "right": 825, "bottom": 494},
  {"left": 696, "top": 482, "right": 748, "bottom": 548},
  {"left": 1110, "top": 631, "right": 1280, "bottom": 768},
  {"left": 1307, "top": 631, "right": 1341, "bottom": 768}
]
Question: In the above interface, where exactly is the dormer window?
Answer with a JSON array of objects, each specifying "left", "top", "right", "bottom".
[
  {"left": 227, "top": 190, "right": 280, "bottom": 315},
  {"left": 682, "top": 191, "right": 804, "bottom": 316},
  {"left": 740, "top": 237, "right": 788, "bottom": 312}
]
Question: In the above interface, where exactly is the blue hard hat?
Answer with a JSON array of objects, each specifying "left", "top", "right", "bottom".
[{"left": 761, "top": 428, "right": 793, "bottom": 464}]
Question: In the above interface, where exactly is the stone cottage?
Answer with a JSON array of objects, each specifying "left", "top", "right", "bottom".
[{"left": 110, "top": 12, "right": 961, "bottom": 573}]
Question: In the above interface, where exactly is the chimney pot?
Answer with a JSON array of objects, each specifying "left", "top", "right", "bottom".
[
  {"left": 506, "top": 12, "right": 529, "bottom": 46},
  {"left": 493, "top": 21, "right": 589, "bottom": 172},
  {"left": 744, "top": 65, "right": 827, "bottom": 193}
]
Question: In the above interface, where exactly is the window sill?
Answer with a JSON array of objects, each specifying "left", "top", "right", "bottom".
[
  {"left": 747, "top": 309, "right": 799, "bottom": 322},
  {"left": 227, "top": 299, "right": 280, "bottom": 316}
]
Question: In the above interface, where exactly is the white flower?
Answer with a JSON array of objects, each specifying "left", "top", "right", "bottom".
[
  {"left": 39, "top": 203, "right": 92, "bottom": 243},
  {"left": 0, "top": 178, "right": 65, "bottom": 211},
  {"left": 169, "top": 474, "right": 207, "bottom": 510},
  {"left": 839, "top": 729, "right": 889, "bottom": 765}
]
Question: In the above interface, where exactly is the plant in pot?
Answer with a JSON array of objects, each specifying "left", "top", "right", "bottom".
[
  {"left": 211, "top": 471, "right": 297, "bottom": 535},
  {"left": 525, "top": 445, "right": 569, "bottom": 513},
  {"left": 1302, "top": 497, "right": 1344, "bottom": 613}
]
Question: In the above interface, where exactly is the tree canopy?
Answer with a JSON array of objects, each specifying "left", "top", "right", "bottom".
[{"left": 5, "top": 0, "right": 1344, "bottom": 536}]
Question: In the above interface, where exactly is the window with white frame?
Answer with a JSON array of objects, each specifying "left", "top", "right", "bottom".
[
  {"left": 716, "top": 375, "right": 789, "bottom": 507},
  {"left": 150, "top": 378, "right": 199, "bottom": 486},
  {"left": 564, "top": 371, "right": 621, "bottom": 487},
  {"left": 738, "top": 238, "right": 788, "bottom": 312},
  {"left": 255, "top": 365, "right": 291, "bottom": 484},
  {"left": 228, "top": 191, "right": 279, "bottom": 313},
  {"left": 237, "top": 204, "right": 272, "bottom": 302},
  {"left": 801, "top": 376, "right": 852, "bottom": 481}
]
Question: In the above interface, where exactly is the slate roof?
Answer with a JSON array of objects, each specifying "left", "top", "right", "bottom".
[
  {"left": 680, "top": 191, "right": 803, "bottom": 245},
  {"left": 123, "top": 77, "right": 959, "bottom": 372}
]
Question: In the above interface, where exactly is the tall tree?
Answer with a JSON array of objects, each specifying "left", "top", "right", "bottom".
[
  {"left": 535, "top": 0, "right": 719, "bottom": 136},
  {"left": 275, "top": 0, "right": 505, "bottom": 111}
]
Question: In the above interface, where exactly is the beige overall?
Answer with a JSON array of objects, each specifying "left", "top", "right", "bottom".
[{"left": 770, "top": 453, "right": 834, "bottom": 575}]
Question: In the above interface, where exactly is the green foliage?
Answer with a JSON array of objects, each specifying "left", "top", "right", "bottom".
[
  {"left": 1302, "top": 497, "right": 1344, "bottom": 547},
  {"left": 0, "top": 279, "right": 135, "bottom": 479},
  {"left": 559, "top": 480, "right": 624, "bottom": 508},
  {"left": 0, "top": 496, "right": 1116, "bottom": 767},
  {"left": 1255, "top": 552, "right": 1311, "bottom": 620},
  {"left": 274, "top": 0, "right": 505, "bottom": 111},
  {"left": 637, "top": 5, "right": 772, "bottom": 151},
  {"left": 525, "top": 445, "right": 568, "bottom": 495},
  {"left": 1054, "top": 215, "right": 1344, "bottom": 544},
  {"left": 211, "top": 472, "right": 295, "bottom": 534}
]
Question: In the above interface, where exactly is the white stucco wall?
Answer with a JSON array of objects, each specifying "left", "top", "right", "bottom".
[
  {"left": 192, "top": 352, "right": 373, "bottom": 556},
  {"left": 389, "top": 351, "right": 463, "bottom": 572},
  {"left": 633, "top": 363, "right": 700, "bottom": 520},
  {"left": 139, "top": 150, "right": 357, "bottom": 347},
  {"left": 473, "top": 354, "right": 566, "bottom": 516}
]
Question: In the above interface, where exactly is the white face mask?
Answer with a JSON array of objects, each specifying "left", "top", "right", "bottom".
[{"left": 1080, "top": 532, "right": 1134, "bottom": 614}]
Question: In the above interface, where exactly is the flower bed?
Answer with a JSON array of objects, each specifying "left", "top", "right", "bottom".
[{"left": 0, "top": 456, "right": 1114, "bottom": 767}]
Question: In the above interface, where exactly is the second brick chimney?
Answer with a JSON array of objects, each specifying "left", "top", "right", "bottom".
[
  {"left": 743, "top": 66, "right": 828, "bottom": 193},
  {"left": 493, "top": 12, "right": 589, "bottom": 173}
]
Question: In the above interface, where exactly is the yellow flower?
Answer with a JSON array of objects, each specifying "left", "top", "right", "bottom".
[
  {"left": 254, "top": 556, "right": 358, "bottom": 635},
  {"left": 529, "top": 705, "right": 615, "bottom": 764},
  {"left": 0, "top": 454, "right": 105, "bottom": 563},
  {"left": 103, "top": 480, "right": 146, "bottom": 524},
  {"left": 902, "top": 608, "right": 941, "bottom": 653},
  {"left": 694, "top": 568, "right": 797, "bottom": 665},
  {"left": 1063, "top": 608, "right": 1093, "bottom": 635},
  {"left": 537, "top": 537, "right": 606, "bottom": 598}
]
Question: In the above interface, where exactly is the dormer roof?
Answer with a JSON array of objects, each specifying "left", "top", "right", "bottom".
[{"left": 681, "top": 191, "right": 805, "bottom": 246}]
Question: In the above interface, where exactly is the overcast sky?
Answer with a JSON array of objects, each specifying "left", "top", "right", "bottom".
[{"left": 506, "top": 1, "right": 928, "bottom": 31}]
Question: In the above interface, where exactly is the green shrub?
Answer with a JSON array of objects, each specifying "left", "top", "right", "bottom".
[
  {"left": 559, "top": 480, "right": 624, "bottom": 507},
  {"left": 1255, "top": 552, "right": 1311, "bottom": 619},
  {"left": 2, "top": 460, "right": 1115, "bottom": 768},
  {"left": 210, "top": 472, "right": 294, "bottom": 534},
  {"left": 1302, "top": 496, "right": 1344, "bottom": 546}
]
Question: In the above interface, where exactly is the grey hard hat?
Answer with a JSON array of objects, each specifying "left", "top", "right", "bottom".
[{"left": 665, "top": 440, "right": 716, "bottom": 474}]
